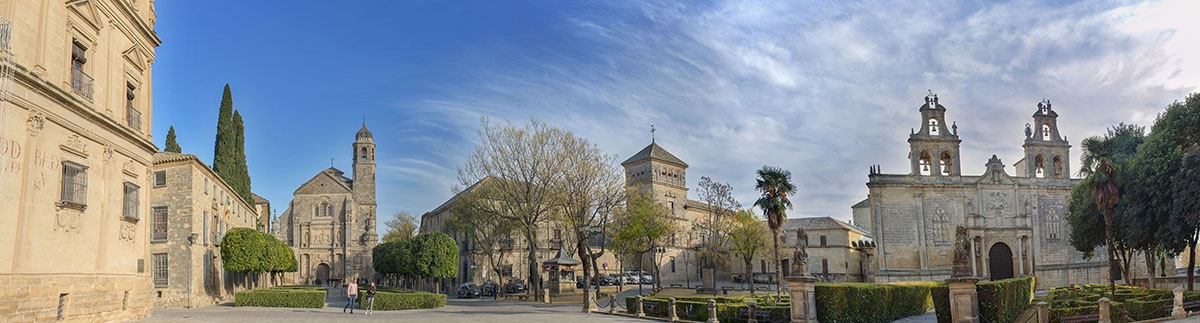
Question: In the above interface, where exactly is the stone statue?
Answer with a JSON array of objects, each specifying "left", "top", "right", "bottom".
[
  {"left": 952, "top": 122, "right": 958, "bottom": 135},
  {"left": 792, "top": 229, "right": 809, "bottom": 276},
  {"left": 952, "top": 226, "right": 972, "bottom": 277},
  {"left": 1025, "top": 123, "right": 1033, "bottom": 138}
]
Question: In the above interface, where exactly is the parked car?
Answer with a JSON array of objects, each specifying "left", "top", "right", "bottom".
[
  {"left": 481, "top": 280, "right": 499, "bottom": 297},
  {"left": 639, "top": 271, "right": 653, "bottom": 284},
  {"left": 623, "top": 274, "right": 639, "bottom": 285},
  {"left": 597, "top": 274, "right": 617, "bottom": 286},
  {"left": 504, "top": 278, "right": 527, "bottom": 294},
  {"left": 457, "top": 283, "right": 482, "bottom": 298}
]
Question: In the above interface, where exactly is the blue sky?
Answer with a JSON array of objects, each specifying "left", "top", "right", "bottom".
[{"left": 152, "top": 0, "right": 1200, "bottom": 235}]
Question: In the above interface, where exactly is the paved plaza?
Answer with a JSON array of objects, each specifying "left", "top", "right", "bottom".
[{"left": 138, "top": 298, "right": 645, "bottom": 323}]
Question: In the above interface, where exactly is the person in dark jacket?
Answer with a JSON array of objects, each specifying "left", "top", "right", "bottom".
[{"left": 364, "top": 282, "right": 377, "bottom": 315}]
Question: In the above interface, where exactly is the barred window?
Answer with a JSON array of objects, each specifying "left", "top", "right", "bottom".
[
  {"left": 204, "top": 178, "right": 209, "bottom": 194},
  {"left": 59, "top": 161, "right": 88, "bottom": 207},
  {"left": 152, "top": 207, "right": 167, "bottom": 241},
  {"left": 153, "top": 171, "right": 166, "bottom": 187},
  {"left": 123, "top": 182, "right": 139, "bottom": 220},
  {"left": 152, "top": 253, "right": 168, "bottom": 287},
  {"left": 203, "top": 210, "right": 209, "bottom": 245}
]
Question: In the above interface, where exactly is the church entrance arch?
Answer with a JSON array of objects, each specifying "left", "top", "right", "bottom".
[
  {"left": 988, "top": 243, "right": 1013, "bottom": 280},
  {"left": 315, "top": 263, "right": 330, "bottom": 285}
]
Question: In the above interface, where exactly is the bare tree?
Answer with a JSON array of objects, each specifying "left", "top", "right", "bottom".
[
  {"left": 381, "top": 211, "right": 418, "bottom": 243},
  {"left": 446, "top": 189, "right": 518, "bottom": 297},
  {"left": 457, "top": 117, "right": 570, "bottom": 301},
  {"left": 550, "top": 132, "right": 624, "bottom": 312},
  {"left": 695, "top": 176, "right": 740, "bottom": 291}
]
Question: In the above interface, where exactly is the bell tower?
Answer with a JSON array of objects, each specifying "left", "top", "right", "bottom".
[
  {"left": 352, "top": 123, "right": 377, "bottom": 252},
  {"left": 908, "top": 91, "right": 963, "bottom": 177},
  {"left": 1021, "top": 99, "right": 1071, "bottom": 179},
  {"left": 621, "top": 137, "right": 689, "bottom": 217}
]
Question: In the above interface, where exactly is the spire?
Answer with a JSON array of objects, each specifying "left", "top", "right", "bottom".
[{"left": 651, "top": 124, "right": 656, "bottom": 143}]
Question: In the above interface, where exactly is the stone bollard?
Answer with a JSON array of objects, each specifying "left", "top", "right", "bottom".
[
  {"left": 1036, "top": 301, "right": 1049, "bottom": 323},
  {"left": 747, "top": 300, "right": 758, "bottom": 323},
  {"left": 635, "top": 295, "right": 645, "bottom": 317},
  {"left": 668, "top": 297, "right": 679, "bottom": 321},
  {"left": 544, "top": 288, "right": 551, "bottom": 304},
  {"left": 1174, "top": 287, "right": 1187, "bottom": 319},
  {"left": 609, "top": 295, "right": 617, "bottom": 314},
  {"left": 1098, "top": 297, "right": 1111, "bottom": 323},
  {"left": 707, "top": 299, "right": 719, "bottom": 323}
]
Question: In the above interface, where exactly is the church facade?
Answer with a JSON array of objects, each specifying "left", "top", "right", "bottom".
[
  {"left": 853, "top": 93, "right": 1108, "bottom": 288},
  {"left": 274, "top": 125, "right": 378, "bottom": 284}
]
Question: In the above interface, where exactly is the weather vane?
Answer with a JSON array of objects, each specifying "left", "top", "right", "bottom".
[{"left": 651, "top": 124, "right": 656, "bottom": 143}]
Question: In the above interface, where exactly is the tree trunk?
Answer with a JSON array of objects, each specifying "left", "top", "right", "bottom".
[
  {"left": 746, "top": 260, "right": 754, "bottom": 293},
  {"left": 637, "top": 252, "right": 644, "bottom": 296},
  {"left": 772, "top": 229, "right": 783, "bottom": 296},
  {"left": 578, "top": 239, "right": 593, "bottom": 312},
  {"left": 1104, "top": 208, "right": 1117, "bottom": 298},
  {"left": 1145, "top": 250, "right": 1156, "bottom": 289},
  {"left": 1189, "top": 230, "right": 1197, "bottom": 291},
  {"left": 525, "top": 229, "right": 540, "bottom": 301}
]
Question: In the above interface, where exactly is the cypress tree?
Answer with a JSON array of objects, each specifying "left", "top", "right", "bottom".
[
  {"left": 164, "top": 126, "right": 181, "bottom": 153},
  {"left": 213, "top": 84, "right": 235, "bottom": 183},
  {"left": 233, "top": 110, "right": 254, "bottom": 207}
]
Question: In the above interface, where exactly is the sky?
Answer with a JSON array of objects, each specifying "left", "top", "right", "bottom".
[{"left": 151, "top": 0, "right": 1200, "bottom": 236}]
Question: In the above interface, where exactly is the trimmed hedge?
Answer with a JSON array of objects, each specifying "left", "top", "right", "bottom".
[
  {"left": 931, "top": 284, "right": 950, "bottom": 323},
  {"left": 977, "top": 276, "right": 1036, "bottom": 323},
  {"left": 1042, "top": 284, "right": 1193, "bottom": 323},
  {"left": 359, "top": 289, "right": 446, "bottom": 310},
  {"left": 234, "top": 285, "right": 325, "bottom": 308},
  {"left": 625, "top": 295, "right": 789, "bottom": 322},
  {"left": 815, "top": 281, "right": 939, "bottom": 323}
]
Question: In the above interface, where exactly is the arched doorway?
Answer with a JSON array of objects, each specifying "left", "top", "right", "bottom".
[
  {"left": 315, "top": 263, "right": 330, "bottom": 285},
  {"left": 988, "top": 243, "right": 1014, "bottom": 280}
]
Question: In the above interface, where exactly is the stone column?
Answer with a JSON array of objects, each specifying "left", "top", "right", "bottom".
[
  {"left": 787, "top": 275, "right": 818, "bottom": 323},
  {"left": 1098, "top": 297, "right": 1111, "bottom": 323},
  {"left": 1036, "top": 301, "right": 1048, "bottom": 323},
  {"left": 747, "top": 300, "right": 759, "bottom": 323},
  {"left": 1173, "top": 287, "right": 1187, "bottom": 319},
  {"left": 668, "top": 297, "right": 679, "bottom": 321},
  {"left": 707, "top": 299, "right": 719, "bottom": 323},
  {"left": 1016, "top": 238, "right": 1024, "bottom": 275},
  {"left": 635, "top": 295, "right": 645, "bottom": 318},
  {"left": 609, "top": 295, "right": 617, "bottom": 314},
  {"left": 947, "top": 277, "right": 980, "bottom": 323}
]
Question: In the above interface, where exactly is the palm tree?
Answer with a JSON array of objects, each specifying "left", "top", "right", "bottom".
[
  {"left": 754, "top": 166, "right": 796, "bottom": 295},
  {"left": 1077, "top": 123, "right": 1141, "bottom": 298}
]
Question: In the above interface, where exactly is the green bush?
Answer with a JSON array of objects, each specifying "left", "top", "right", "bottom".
[
  {"left": 626, "top": 295, "right": 788, "bottom": 322},
  {"left": 931, "top": 284, "right": 950, "bottom": 323},
  {"left": 234, "top": 285, "right": 325, "bottom": 308},
  {"left": 815, "top": 281, "right": 939, "bottom": 323},
  {"left": 1044, "top": 284, "right": 1183, "bottom": 323},
  {"left": 977, "top": 276, "right": 1036, "bottom": 323},
  {"left": 360, "top": 290, "right": 446, "bottom": 310}
]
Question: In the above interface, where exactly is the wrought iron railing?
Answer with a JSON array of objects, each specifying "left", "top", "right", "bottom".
[
  {"left": 71, "top": 67, "right": 93, "bottom": 101},
  {"left": 126, "top": 104, "right": 141, "bottom": 132}
]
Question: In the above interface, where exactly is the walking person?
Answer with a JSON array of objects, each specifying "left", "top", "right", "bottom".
[
  {"left": 364, "top": 282, "right": 377, "bottom": 315},
  {"left": 343, "top": 278, "right": 358, "bottom": 314}
]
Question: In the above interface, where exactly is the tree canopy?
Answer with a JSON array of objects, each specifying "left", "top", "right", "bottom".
[
  {"left": 220, "top": 228, "right": 296, "bottom": 273},
  {"left": 212, "top": 84, "right": 254, "bottom": 207},
  {"left": 164, "top": 126, "right": 181, "bottom": 153},
  {"left": 382, "top": 211, "right": 419, "bottom": 243}
]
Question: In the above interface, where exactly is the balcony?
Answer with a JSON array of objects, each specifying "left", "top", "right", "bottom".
[
  {"left": 126, "top": 105, "right": 142, "bottom": 132},
  {"left": 71, "top": 67, "right": 93, "bottom": 101}
]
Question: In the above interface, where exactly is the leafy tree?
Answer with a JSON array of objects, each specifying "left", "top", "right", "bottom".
[
  {"left": 728, "top": 209, "right": 768, "bottom": 291},
  {"left": 164, "top": 126, "right": 181, "bottom": 153},
  {"left": 612, "top": 190, "right": 678, "bottom": 295},
  {"left": 413, "top": 232, "right": 459, "bottom": 294},
  {"left": 1127, "top": 93, "right": 1200, "bottom": 290},
  {"left": 753, "top": 166, "right": 796, "bottom": 295},
  {"left": 232, "top": 110, "right": 253, "bottom": 207},
  {"left": 221, "top": 228, "right": 268, "bottom": 272},
  {"left": 1175, "top": 151, "right": 1200, "bottom": 290},
  {"left": 213, "top": 84, "right": 235, "bottom": 182},
  {"left": 382, "top": 211, "right": 419, "bottom": 243},
  {"left": 1067, "top": 123, "right": 1144, "bottom": 296}
]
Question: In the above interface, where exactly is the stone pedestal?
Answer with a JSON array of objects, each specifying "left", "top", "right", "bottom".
[
  {"left": 701, "top": 268, "right": 717, "bottom": 291},
  {"left": 947, "top": 278, "right": 980, "bottom": 323},
  {"left": 1036, "top": 301, "right": 1048, "bottom": 323},
  {"left": 1173, "top": 287, "right": 1186, "bottom": 319},
  {"left": 786, "top": 275, "right": 818, "bottom": 323},
  {"left": 1098, "top": 297, "right": 1111, "bottom": 323}
]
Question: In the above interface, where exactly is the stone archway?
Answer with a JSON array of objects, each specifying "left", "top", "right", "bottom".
[
  {"left": 315, "top": 263, "right": 330, "bottom": 285},
  {"left": 988, "top": 243, "right": 1014, "bottom": 281}
]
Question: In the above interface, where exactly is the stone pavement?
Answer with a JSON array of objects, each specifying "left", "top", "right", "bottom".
[{"left": 137, "top": 298, "right": 646, "bottom": 323}]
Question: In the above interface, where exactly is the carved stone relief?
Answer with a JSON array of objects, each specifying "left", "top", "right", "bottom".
[
  {"left": 119, "top": 221, "right": 137, "bottom": 241},
  {"left": 27, "top": 113, "right": 45, "bottom": 137},
  {"left": 986, "top": 192, "right": 1009, "bottom": 217},
  {"left": 60, "top": 134, "right": 88, "bottom": 157},
  {"left": 55, "top": 208, "right": 82, "bottom": 233}
]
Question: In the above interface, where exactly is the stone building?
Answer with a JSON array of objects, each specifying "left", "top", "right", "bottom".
[
  {"left": 0, "top": 1, "right": 161, "bottom": 321},
  {"left": 737, "top": 217, "right": 875, "bottom": 285},
  {"left": 853, "top": 93, "right": 1108, "bottom": 288},
  {"left": 149, "top": 152, "right": 270, "bottom": 307},
  {"left": 252, "top": 193, "right": 270, "bottom": 233},
  {"left": 275, "top": 124, "right": 378, "bottom": 285}
]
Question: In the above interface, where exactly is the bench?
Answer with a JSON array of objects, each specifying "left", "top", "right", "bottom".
[
  {"left": 756, "top": 286, "right": 769, "bottom": 291},
  {"left": 1059, "top": 314, "right": 1099, "bottom": 323},
  {"left": 1161, "top": 300, "right": 1200, "bottom": 314},
  {"left": 670, "top": 284, "right": 682, "bottom": 288}
]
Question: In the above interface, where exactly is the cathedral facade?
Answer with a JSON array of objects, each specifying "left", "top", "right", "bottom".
[
  {"left": 852, "top": 93, "right": 1108, "bottom": 288},
  {"left": 275, "top": 124, "right": 378, "bottom": 284}
]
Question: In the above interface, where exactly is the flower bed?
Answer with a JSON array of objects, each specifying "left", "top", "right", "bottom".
[{"left": 234, "top": 285, "right": 326, "bottom": 308}]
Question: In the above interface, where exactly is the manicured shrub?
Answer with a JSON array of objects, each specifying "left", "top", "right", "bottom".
[
  {"left": 627, "top": 295, "right": 789, "bottom": 322},
  {"left": 234, "top": 285, "right": 325, "bottom": 308},
  {"left": 931, "top": 284, "right": 950, "bottom": 323},
  {"left": 361, "top": 290, "right": 446, "bottom": 310},
  {"left": 977, "top": 276, "right": 1036, "bottom": 323},
  {"left": 815, "top": 281, "right": 938, "bottom": 323}
]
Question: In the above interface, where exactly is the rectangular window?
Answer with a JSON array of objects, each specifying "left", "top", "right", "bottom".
[
  {"left": 152, "top": 207, "right": 168, "bottom": 241},
  {"left": 668, "top": 201, "right": 675, "bottom": 215},
  {"left": 153, "top": 171, "right": 166, "bottom": 187},
  {"left": 203, "top": 211, "right": 209, "bottom": 245},
  {"left": 822, "top": 259, "right": 829, "bottom": 274},
  {"left": 70, "top": 40, "right": 93, "bottom": 100},
  {"left": 760, "top": 259, "right": 766, "bottom": 273},
  {"left": 820, "top": 236, "right": 827, "bottom": 246},
  {"left": 152, "top": 253, "right": 168, "bottom": 286},
  {"left": 204, "top": 178, "right": 209, "bottom": 193},
  {"left": 59, "top": 161, "right": 88, "bottom": 207},
  {"left": 670, "top": 257, "right": 676, "bottom": 273},
  {"left": 122, "top": 182, "right": 139, "bottom": 220}
]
